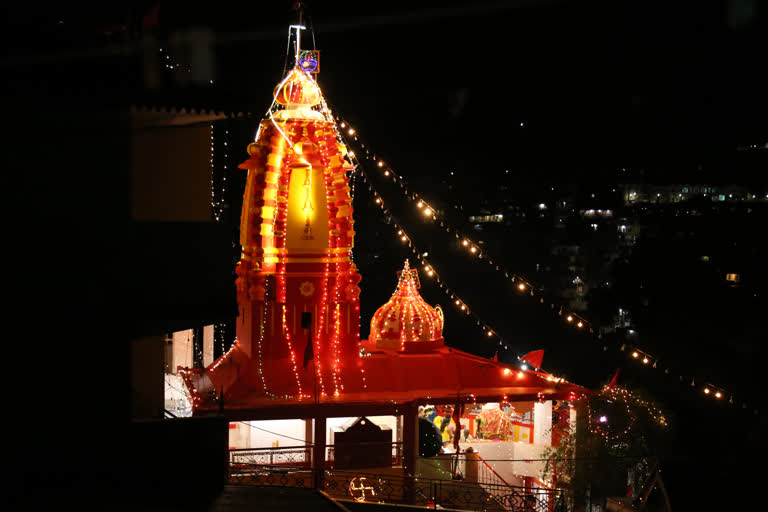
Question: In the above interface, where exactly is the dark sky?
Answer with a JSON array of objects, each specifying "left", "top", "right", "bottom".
[
  {"left": 226, "top": 1, "right": 766, "bottom": 184},
  {"left": 5, "top": 1, "right": 765, "bottom": 183}
]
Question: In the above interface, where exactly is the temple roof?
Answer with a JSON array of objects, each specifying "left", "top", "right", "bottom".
[{"left": 185, "top": 342, "right": 588, "bottom": 415}]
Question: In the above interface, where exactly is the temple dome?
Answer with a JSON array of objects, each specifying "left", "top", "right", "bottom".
[
  {"left": 273, "top": 68, "right": 322, "bottom": 107},
  {"left": 270, "top": 68, "right": 325, "bottom": 121},
  {"left": 370, "top": 261, "right": 444, "bottom": 352}
]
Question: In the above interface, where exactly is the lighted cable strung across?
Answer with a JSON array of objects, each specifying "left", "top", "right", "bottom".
[
  {"left": 336, "top": 116, "right": 754, "bottom": 413},
  {"left": 360, "top": 171, "right": 509, "bottom": 350},
  {"left": 336, "top": 114, "right": 596, "bottom": 335}
]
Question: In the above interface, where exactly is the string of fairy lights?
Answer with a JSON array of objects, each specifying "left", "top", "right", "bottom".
[
  {"left": 335, "top": 115, "right": 597, "bottom": 335},
  {"left": 360, "top": 167, "right": 509, "bottom": 350},
  {"left": 159, "top": 46, "right": 215, "bottom": 85},
  {"left": 586, "top": 386, "right": 668, "bottom": 443},
  {"left": 158, "top": 46, "right": 191, "bottom": 74},
  {"left": 326, "top": 118, "right": 508, "bottom": 350},
  {"left": 210, "top": 123, "right": 230, "bottom": 222},
  {"left": 334, "top": 116, "right": 757, "bottom": 414},
  {"left": 214, "top": 322, "right": 227, "bottom": 355}
]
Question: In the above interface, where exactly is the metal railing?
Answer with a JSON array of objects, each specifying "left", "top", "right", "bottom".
[
  {"left": 477, "top": 456, "right": 513, "bottom": 487},
  {"left": 230, "top": 445, "right": 313, "bottom": 468},
  {"left": 230, "top": 441, "right": 404, "bottom": 470},
  {"left": 228, "top": 463, "right": 567, "bottom": 512}
]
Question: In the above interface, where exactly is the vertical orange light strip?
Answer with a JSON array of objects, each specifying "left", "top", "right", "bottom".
[
  {"left": 256, "top": 300, "right": 270, "bottom": 394},
  {"left": 314, "top": 264, "right": 329, "bottom": 398},
  {"left": 333, "top": 303, "right": 341, "bottom": 395},
  {"left": 282, "top": 304, "right": 304, "bottom": 399}
]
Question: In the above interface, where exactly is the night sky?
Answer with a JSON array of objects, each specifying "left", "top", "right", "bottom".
[
  {"left": 4, "top": 1, "right": 766, "bottom": 509},
  {"left": 8, "top": 2, "right": 766, "bottom": 179},
  {"left": 201, "top": 1, "right": 764, "bottom": 181}
]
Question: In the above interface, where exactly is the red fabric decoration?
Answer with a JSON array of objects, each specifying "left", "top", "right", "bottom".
[
  {"left": 608, "top": 368, "right": 620, "bottom": 389},
  {"left": 521, "top": 350, "right": 545, "bottom": 370}
]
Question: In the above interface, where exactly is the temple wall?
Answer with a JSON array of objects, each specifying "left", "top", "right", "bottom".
[
  {"left": 225, "top": 416, "right": 398, "bottom": 450},
  {"left": 170, "top": 329, "right": 194, "bottom": 372},
  {"left": 203, "top": 324, "right": 214, "bottom": 367},
  {"left": 248, "top": 419, "right": 307, "bottom": 448}
]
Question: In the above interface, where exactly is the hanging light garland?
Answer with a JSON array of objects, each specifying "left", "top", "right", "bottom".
[
  {"left": 358, "top": 167, "right": 513, "bottom": 353},
  {"left": 333, "top": 115, "right": 758, "bottom": 415},
  {"left": 214, "top": 322, "right": 229, "bottom": 356},
  {"left": 209, "top": 123, "right": 230, "bottom": 222},
  {"left": 335, "top": 115, "right": 596, "bottom": 338},
  {"left": 159, "top": 46, "right": 191, "bottom": 75},
  {"left": 585, "top": 386, "right": 668, "bottom": 444},
  {"left": 620, "top": 344, "right": 753, "bottom": 410}
]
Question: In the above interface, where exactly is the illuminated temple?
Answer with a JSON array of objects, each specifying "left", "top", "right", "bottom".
[{"left": 178, "top": 35, "right": 589, "bottom": 499}]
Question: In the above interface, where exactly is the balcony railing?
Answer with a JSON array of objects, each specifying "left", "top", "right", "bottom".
[
  {"left": 230, "top": 445, "right": 312, "bottom": 468},
  {"left": 477, "top": 455, "right": 513, "bottom": 487},
  {"left": 230, "top": 441, "right": 403, "bottom": 470},
  {"left": 227, "top": 464, "right": 566, "bottom": 512}
]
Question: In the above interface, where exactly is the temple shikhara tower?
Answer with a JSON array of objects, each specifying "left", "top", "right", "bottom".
[{"left": 185, "top": 62, "right": 364, "bottom": 404}]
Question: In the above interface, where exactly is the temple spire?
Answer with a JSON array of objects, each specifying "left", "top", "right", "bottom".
[
  {"left": 396, "top": 259, "right": 420, "bottom": 292},
  {"left": 289, "top": 2, "right": 307, "bottom": 67}
]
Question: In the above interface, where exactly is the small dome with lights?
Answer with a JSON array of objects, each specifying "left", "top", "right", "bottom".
[{"left": 370, "top": 260, "right": 444, "bottom": 352}]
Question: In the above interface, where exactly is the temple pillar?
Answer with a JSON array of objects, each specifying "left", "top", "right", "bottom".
[
  {"left": 304, "top": 418, "right": 313, "bottom": 466},
  {"left": 313, "top": 416, "right": 326, "bottom": 469},
  {"left": 570, "top": 403, "right": 577, "bottom": 432},
  {"left": 572, "top": 399, "right": 588, "bottom": 511},
  {"left": 464, "top": 448, "right": 479, "bottom": 483},
  {"left": 396, "top": 414, "right": 403, "bottom": 464},
  {"left": 402, "top": 401, "right": 418, "bottom": 476},
  {"left": 533, "top": 400, "right": 553, "bottom": 446}
]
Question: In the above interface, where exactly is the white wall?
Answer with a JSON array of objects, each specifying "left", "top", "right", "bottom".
[
  {"left": 203, "top": 324, "right": 214, "bottom": 366},
  {"left": 533, "top": 401, "right": 552, "bottom": 446},
  {"left": 171, "top": 329, "right": 194, "bottom": 373},
  {"left": 248, "top": 419, "right": 309, "bottom": 448},
  {"left": 227, "top": 416, "right": 399, "bottom": 450},
  {"left": 229, "top": 422, "right": 251, "bottom": 449}
]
